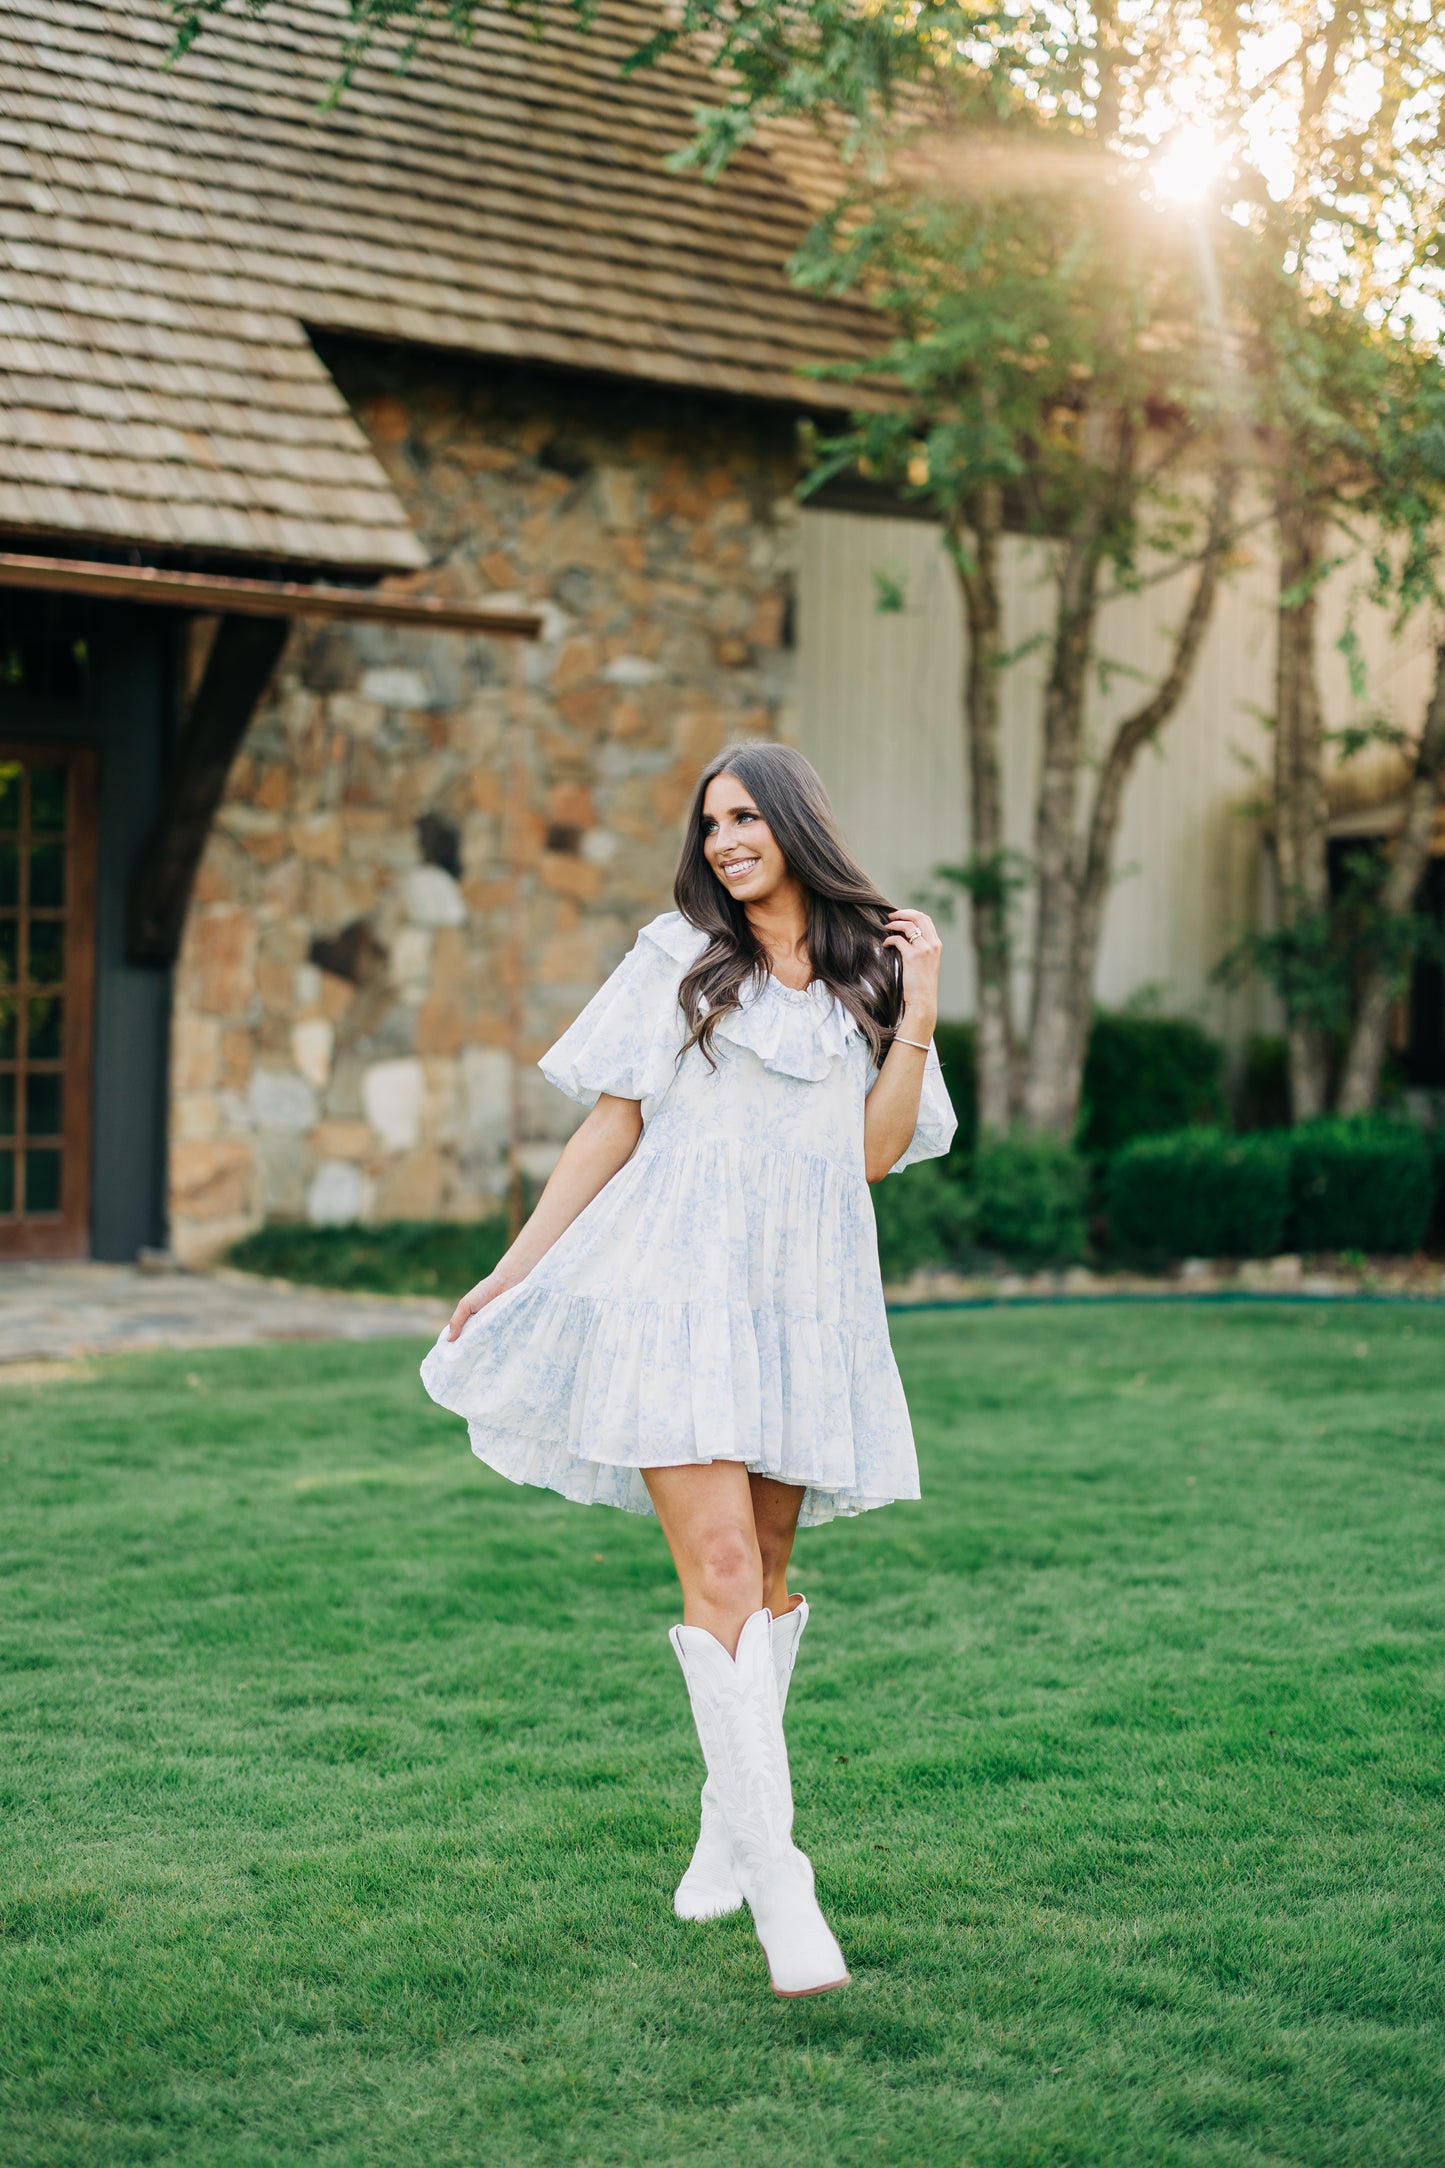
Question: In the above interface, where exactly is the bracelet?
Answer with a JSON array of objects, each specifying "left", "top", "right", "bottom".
[{"left": 892, "top": 1035, "right": 932, "bottom": 1053}]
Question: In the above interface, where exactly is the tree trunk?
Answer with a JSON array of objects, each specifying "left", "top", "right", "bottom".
[
  {"left": 1021, "top": 411, "right": 1127, "bottom": 1135},
  {"left": 1273, "top": 495, "right": 1331, "bottom": 1119},
  {"left": 1021, "top": 561, "right": 1094, "bottom": 1134},
  {"left": 947, "top": 495, "right": 1017, "bottom": 1134},
  {"left": 1336, "top": 636, "right": 1445, "bottom": 1114},
  {"left": 1069, "top": 466, "right": 1238, "bottom": 1086}
]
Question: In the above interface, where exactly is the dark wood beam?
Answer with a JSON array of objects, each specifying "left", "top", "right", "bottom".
[
  {"left": 127, "top": 612, "right": 291, "bottom": 968},
  {"left": 0, "top": 550, "right": 543, "bottom": 638}
]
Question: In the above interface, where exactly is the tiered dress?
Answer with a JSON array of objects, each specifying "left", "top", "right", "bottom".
[{"left": 420, "top": 911, "right": 957, "bottom": 1526}]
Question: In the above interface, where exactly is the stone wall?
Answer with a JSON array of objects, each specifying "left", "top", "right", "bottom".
[{"left": 169, "top": 347, "right": 799, "bottom": 1263}]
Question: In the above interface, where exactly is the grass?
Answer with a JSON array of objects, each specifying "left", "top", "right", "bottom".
[
  {"left": 224, "top": 1218, "right": 509, "bottom": 1297},
  {"left": 2, "top": 1306, "right": 1444, "bottom": 2166}
]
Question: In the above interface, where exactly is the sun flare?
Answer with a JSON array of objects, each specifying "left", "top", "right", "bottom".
[{"left": 1151, "top": 125, "right": 1224, "bottom": 205}]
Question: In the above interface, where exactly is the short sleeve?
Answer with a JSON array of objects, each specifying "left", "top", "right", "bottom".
[
  {"left": 874, "top": 1041, "right": 959, "bottom": 1174},
  {"left": 537, "top": 923, "right": 693, "bottom": 1109}
]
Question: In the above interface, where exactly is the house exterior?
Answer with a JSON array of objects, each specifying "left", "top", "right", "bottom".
[
  {"left": 0, "top": 0, "right": 873, "bottom": 1262},
  {"left": 3, "top": 2, "right": 1440, "bottom": 1267}
]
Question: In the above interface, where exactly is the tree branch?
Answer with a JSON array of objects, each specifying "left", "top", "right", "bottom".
[
  {"left": 1096, "top": 505, "right": 1269, "bottom": 607},
  {"left": 1070, "top": 462, "right": 1238, "bottom": 1025}
]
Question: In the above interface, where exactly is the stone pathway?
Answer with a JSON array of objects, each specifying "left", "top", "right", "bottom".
[{"left": 0, "top": 1262, "right": 444, "bottom": 1368}]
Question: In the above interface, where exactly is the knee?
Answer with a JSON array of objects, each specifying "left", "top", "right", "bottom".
[{"left": 693, "top": 1525, "right": 762, "bottom": 1609}]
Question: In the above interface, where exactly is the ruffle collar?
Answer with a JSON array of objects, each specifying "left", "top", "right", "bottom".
[
  {"left": 638, "top": 912, "right": 709, "bottom": 966},
  {"left": 637, "top": 912, "right": 859, "bottom": 1083}
]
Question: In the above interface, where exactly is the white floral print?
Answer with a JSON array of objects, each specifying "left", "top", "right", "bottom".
[{"left": 420, "top": 911, "right": 957, "bottom": 1525}]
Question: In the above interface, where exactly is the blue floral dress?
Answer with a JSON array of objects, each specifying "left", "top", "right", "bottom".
[{"left": 420, "top": 911, "right": 957, "bottom": 1526}]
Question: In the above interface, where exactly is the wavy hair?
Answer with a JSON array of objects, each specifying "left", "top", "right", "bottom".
[{"left": 672, "top": 742, "right": 904, "bottom": 1067}]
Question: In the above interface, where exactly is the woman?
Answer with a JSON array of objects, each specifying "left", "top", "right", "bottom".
[{"left": 422, "top": 742, "right": 954, "bottom": 1998}]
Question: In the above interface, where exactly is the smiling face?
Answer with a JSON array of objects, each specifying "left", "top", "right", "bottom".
[{"left": 700, "top": 771, "right": 791, "bottom": 907}]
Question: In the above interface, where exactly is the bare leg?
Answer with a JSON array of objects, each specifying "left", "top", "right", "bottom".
[
  {"left": 749, "top": 1474, "right": 806, "bottom": 1620},
  {"left": 643, "top": 1461, "right": 764, "bottom": 1653}
]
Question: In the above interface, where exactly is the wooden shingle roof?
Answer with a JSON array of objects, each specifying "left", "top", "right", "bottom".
[{"left": 0, "top": 0, "right": 879, "bottom": 570}]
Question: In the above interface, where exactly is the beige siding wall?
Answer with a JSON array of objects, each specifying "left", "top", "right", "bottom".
[{"left": 794, "top": 507, "right": 1438, "bottom": 1051}]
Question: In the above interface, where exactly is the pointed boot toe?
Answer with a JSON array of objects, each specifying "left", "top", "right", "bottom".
[
  {"left": 673, "top": 1782, "right": 744, "bottom": 1920},
  {"left": 752, "top": 1847, "right": 850, "bottom": 1997},
  {"left": 673, "top": 1869, "right": 745, "bottom": 1923}
]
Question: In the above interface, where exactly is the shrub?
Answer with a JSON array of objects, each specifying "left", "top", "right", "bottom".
[
  {"left": 930, "top": 1020, "right": 977, "bottom": 1168},
  {"left": 226, "top": 1217, "right": 509, "bottom": 1296},
  {"left": 1288, "top": 1118, "right": 1434, "bottom": 1255},
  {"left": 871, "top": 1160, "right": 977, "bottom": 1279},
  {"left": 1108, "top": 1128, "right": 1292, "bottom": 1261},
  {"left": 1078, "top": 1010, "right": 1225, "bottom": 1156},
  {"left": 973, "top": 1133, "right": 1088, "bottom": 1264},
  {"left": 1234, "top": 1034, "right": 1291, "bottom": 1131},
  {"left": 933, "top": 1010, "right": 1227, "bottom": 1167}
]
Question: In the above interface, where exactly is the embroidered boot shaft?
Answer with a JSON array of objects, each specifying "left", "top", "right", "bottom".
[{"left": 674, "top": 1598, "right": 810, "bottom": 1921}]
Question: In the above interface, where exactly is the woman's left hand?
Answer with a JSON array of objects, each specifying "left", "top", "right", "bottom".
[{"left": 882, "top": 909, "right": 942, "bottom": 1030}]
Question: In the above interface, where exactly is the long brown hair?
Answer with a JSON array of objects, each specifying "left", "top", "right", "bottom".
[{"left": 673, "top": 742, "right": 903, "bottom": 1067}]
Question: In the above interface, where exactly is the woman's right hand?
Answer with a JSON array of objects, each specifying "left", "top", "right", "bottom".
[{"left": 446, "top": 1271, "right": 517, "bottom": 1341}]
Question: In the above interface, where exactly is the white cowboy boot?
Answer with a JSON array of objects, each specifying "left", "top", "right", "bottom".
[
  {"left": 674, "top": 1597, "right": 809, "bottom": 1921},
  {"left": 670, "top": 1607, "right": 848, "bottom": 1997}
]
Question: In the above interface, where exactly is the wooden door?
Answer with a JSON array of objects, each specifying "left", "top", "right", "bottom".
[{"left": 0, "top": 743, "right": 98, "bottom": 1259}]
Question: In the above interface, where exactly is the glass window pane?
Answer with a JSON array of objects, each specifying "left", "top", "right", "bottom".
[
  {"left": 30, "top": 765, "right": 66, "bottom": 833},
  {"left": 24, "top": 1148, "right": 61, "bottom": 1214},
  {"left": 0, "top": 995, "right": 14, "bottom": 1059},
  {"left": 0, "top": 1074, "right": 12, "bottom": 1137},
  {"left": 25, "top": 1072, "right": 61, "bottom": 1138},
  {"left": 0, "top": 841, "right": 16, "bottom": 907},
  {"left": 0, "top": 920, "right": 15, "bottom": 987},
  {"left": 0, "top": 1150, "right": 13, "bottom": 1214},
  {"left": 0, "top": 762, "right": 19, "bottom": 831},
  {"left": 28, "top": 843, "right": 64, "bottom": 909},
  {"left": 26, "top": 997, "right": 62, "bottom": 1059},
  {"left": 27, "top": 920, "right": 64, "bottom": 987}
]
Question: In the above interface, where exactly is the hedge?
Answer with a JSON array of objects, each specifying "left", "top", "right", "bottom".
[
  {"left": 931, "top": 1021, "right": 977, "bottom": 1167},
  {"left": 1289, "top": 1118, "right": 1435, "bottom": 1255},
  {"left": 871, "top": 1159, "right": 976, "bottom": 1279},
  {"left": 928, "top": 1009, "right": 1230, "bottom": 1174},
  {"left": 1108, "top": 1128, "right": 1293, "bottom": 1261},
  {"left": 1109, "top": 1118, "right": 1437, "bottom": 1261},
  {"left": 1233, "top": 1034, "right": 1292, "bottom": 1132},
  {"left": 1078, "top": 1011, "right": 1225, "bottom": 1155},
  {"left": 226, "top": 1217, "right": 510, "bottom": 1296},
  {"left": 974, "top": 1134, "right": 1088, "bottom": 1264}
]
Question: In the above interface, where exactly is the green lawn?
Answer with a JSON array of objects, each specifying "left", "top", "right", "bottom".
[{"left": 2, "top": 1307, "right": 1443, "bottom": 2167}]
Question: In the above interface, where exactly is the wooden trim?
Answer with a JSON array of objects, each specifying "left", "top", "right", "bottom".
[
  {"left": 0, "top": 551, "right": 543, "bottom": 638},
  {"left": 127, "top": 614, "right": 291, "bottom": 969},
  {"left": 0, "top": 740, "right": 98, "bottom": 1260},
  {"left": 63, "top": 749, "right": 97, "bottom": 1259}
]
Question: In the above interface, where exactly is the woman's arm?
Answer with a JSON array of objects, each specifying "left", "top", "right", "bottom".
[
  {"left": 445, "top": 1092, "right": 643, "bottom": 1338},
  {"left": 863, "top": 909, "right": 943, "bottom": 1183}
]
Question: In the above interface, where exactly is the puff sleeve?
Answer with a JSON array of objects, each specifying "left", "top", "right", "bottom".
[
  {"left": 537, "top": 919, "right": 697, "bottom": 1110},
  {"left": 874, "top": 1041, "right": 959, "bottom": 1174}
]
